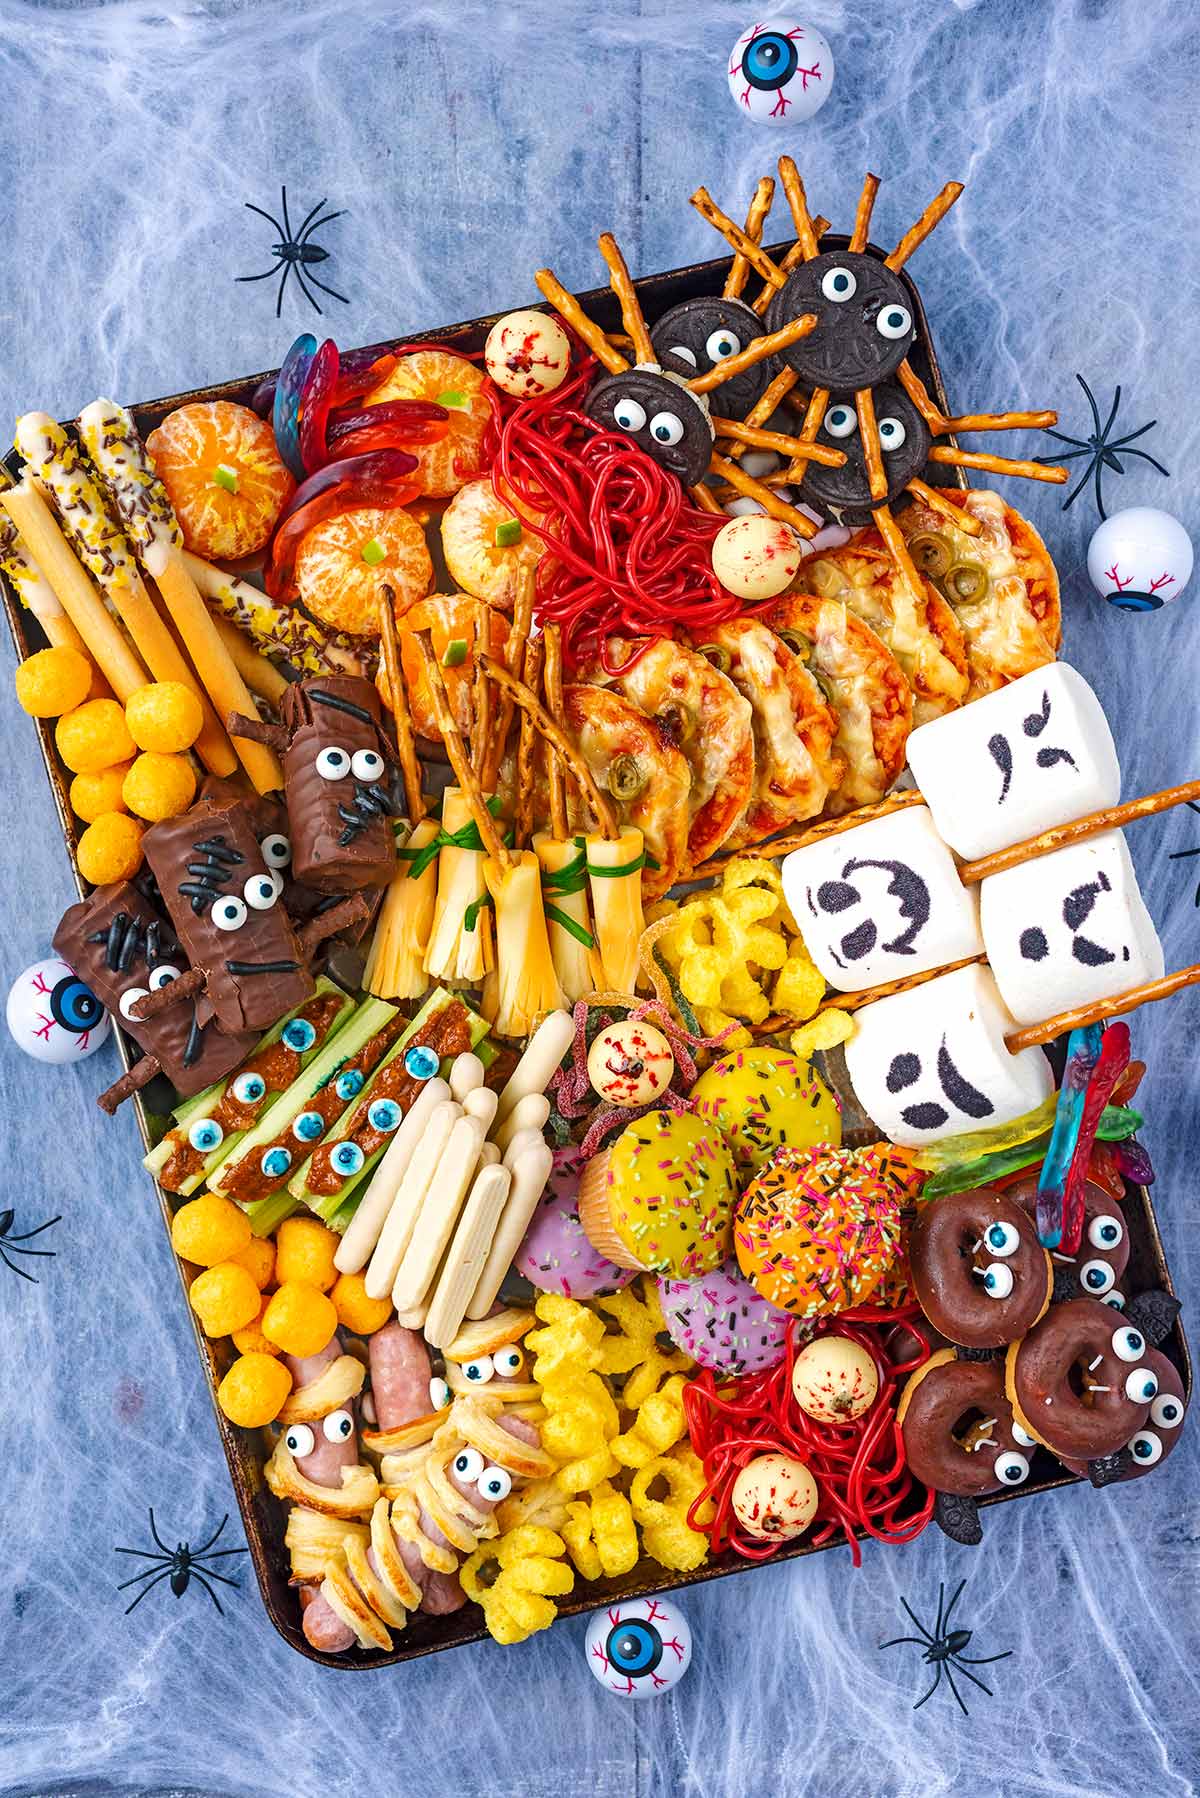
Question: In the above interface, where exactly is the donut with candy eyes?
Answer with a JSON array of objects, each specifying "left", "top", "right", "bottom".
[
  {"left": 1005, "top": 1296, "right": 1160, "bottom": 1463},
  {"left": 585, "top": 368, "right": 714, "bottom": 488},
  {"left": 897, "top": 1348, "right": 1036, "bottom": 1498},
  {"left": 1008, "top": 1176, "right": 1129, "bottom": 1305},
  {"left": 649, "top": 297, "right": 773, "bottom": 420},
  {"left": 1059, "top": 1349, "right": 1187, "bottom": 1484},
  {"left": 909, "top": 1188, "right": 1053, "bottom": 1351}
]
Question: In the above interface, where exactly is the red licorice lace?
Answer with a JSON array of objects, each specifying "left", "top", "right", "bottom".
[
  {"left": 682, "top": 1303, "right": 936, "bottom": 1567},
  {"left": 480, "top": 347, "right": 743, "bottom": 669}
]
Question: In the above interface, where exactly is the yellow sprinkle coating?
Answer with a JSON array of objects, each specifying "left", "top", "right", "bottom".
[
  {"left": 15, "top": 413, "right": 139, "bottom": 589},
  {"left": 604, "top": 1109, "right": 736, "bottom": 1279},
  {"left": 76, "top": 399, "right": 183, "bottom": 570},
  {"left": 691, "top": 1047, "right": 842, "bottom": 1176}
]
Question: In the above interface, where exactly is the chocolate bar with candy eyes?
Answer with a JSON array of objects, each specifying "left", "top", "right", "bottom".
[
  {"left": 143, "top": 795, "right": 315, "bottom": 1035},
  {"left": 280, "top": 676, "right": 402, "bottom": 892},
  {"left": 52, "top": 882, "right": 256, "bottom": 1109}
]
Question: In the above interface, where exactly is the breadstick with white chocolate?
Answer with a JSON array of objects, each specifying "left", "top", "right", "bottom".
[
  {"left": 391, "top": 1112, "right": 489, "bottom": 1311},
  {"left": 493, "top": 1009, "right": 573, "bottom": 1125},
  {"left": 363, "top": 1098, "right": 460, "bottom": 1299}
]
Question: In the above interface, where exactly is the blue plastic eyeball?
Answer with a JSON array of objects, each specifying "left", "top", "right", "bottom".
[
  {"left": 335, "top": 1069, "right": 365, "bottom": 1101},
  {"left": 188, "top": 1117, "right": 224, "bottom": 1154},
  {"left": 332, "top": 1141, "right": 365, "bottom": 1177},
  {"left": 292, "top": 1109, "right": 325, "bottom": 1143},
  {"left": 368, "top": 1098, "right": 402, "bottom": 1134},
  {"left": 404, "top": 1045, "right": 440, "bottom": 1081},
  {"left": 261, "top": 1145, "right": 292, "bottom": 1180},
  {"left": 282, "top": 1017, "right": 317, "bottom": 1053}
]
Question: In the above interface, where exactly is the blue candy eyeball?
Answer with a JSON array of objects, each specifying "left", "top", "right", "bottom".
[
  {"left": 1129, "top": 1430, "right": 1162, "bottom": 1465},
  {"left": 1112, "top": 1327, "right": 1145, "bottom": 1363},
  {"left": 331, "top": 1141, "right": 365, "bottom": 1177},
  {"left": 335, "top": 1069, "right": 365, "bottom": 1101},
  {"left": 1151, "top": 1394, "right": 1183, "bottom": 1430},
  {"left": 984, "top": 1221, "right": 1020, "bottom": 1258},
  {"left": 1124, "top": 1367, "right": 1159, "bottom": 1404},
  {"left": 404, "top": 1045, "right": 440, "bottom": 1081},
  {"left": 1089, "top": 1215, "right": 1124, "bottom": 1250},
  {"left": 367, "top": 1098, "right": 402, "bottom": 1134},
  {"left": 282, "top": 1017, "right": 317, "bottom": 1053},
  {"left": 261, "top": 1145, "right": 292, "bottom": 1180},
  {"left": 293, "top": 1109, "right": 325, "bottom": 1143},
  {"left": 982, "top": 1262, "right": 1014, "bottom": 1300},
  {"left": 188, "top": 1117, "right": 224, "bottom": 1154},
  {"left": 232, "top": 1071, "right": 266, "bottom": 1106}
]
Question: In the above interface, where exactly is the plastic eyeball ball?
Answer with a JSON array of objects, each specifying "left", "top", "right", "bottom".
[
  {"left": 6, "top": 956, "right": 111, "bottom": 1064},
  {"left": 712, "top": 514, "right": 804, "bottom": 600},
  {"left": 1086, "top": 507, "right": 1193, "bottom": 612},
  {"left": 727, "top": 18, "right": 834, "bottom": 127},
  {"left": 485, "top": 309, "right": 572, "bottom": 399},
  {"left": 731, "top": 1451, "right": 818, "bottom": 1541},
  {"left": 585, "top": 1596, "right": 692, "bottom": 1697}
]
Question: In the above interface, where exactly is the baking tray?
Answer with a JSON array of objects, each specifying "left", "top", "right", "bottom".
[{"left": 3, "top": 238, "right": 1190, "bottom": 1667}]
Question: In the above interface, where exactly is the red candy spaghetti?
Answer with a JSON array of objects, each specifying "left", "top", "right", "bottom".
[{"left": 682, "top": 1304, "right": 936, "bottom": 1566}]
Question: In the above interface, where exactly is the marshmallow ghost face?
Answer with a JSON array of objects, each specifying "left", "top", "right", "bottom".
[
  {"left": 5, "top": 956, "right": 111, "bottom": 1064},
  {"left": 585, "top": 1596, "right": 693, "bottom": 1697}
]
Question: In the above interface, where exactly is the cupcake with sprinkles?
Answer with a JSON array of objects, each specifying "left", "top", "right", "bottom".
[
  {"left": 691, "top": 1047, "right": 842, "bottom": 1176},
  {"left": 658, "top": 1256, "right": 794, "bottom": 1375},
  {"left": 516, "top": 1145, "right": 636, "bottom": 1299},
  {"left": 577, "top": 1108, "right": 737, "bottom": 1279}
]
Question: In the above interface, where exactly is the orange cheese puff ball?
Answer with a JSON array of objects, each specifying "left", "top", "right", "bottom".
[
  {"left": 125, "top": 681, "right": 204, "bottom": 753},
  {"left": 56, "top": 698, "right": 136, "bottom": 774},
  {"left": 218, "top": 1352, "right": 293, "bottom": 1428},
  {"left": 189, "top": 1261, "right": 262, "bottom": 1337},
  {"left": 171, "top": 1192, "right": 253, "bottom": 1267},
  {"left": 15, "top": 645, "right": 93, "bottom": 717},
  {"left": 366, "top": 350, "right": 490, "bottom": 497},
  {"left": 231, "top": 1234, "right": 275, "bottom": 1291},
  {"left": 122, "top": 752, "right": 197, "bottom": 822},
  {"left": 232, "top": 1299, "right": 281, "bottom": 1356},
  {"left": 274, "top": 1216, "right": 339, "bottom": 1291},
  {"left": 262, "top": 1282, "right": 339, "bottom": 1357},
  {"left": 70, "top": 763, "right": 132, "bottom": 823},
  {"left": 76, "top": 812, "right": 145, "bottom": 884},
  {"left": 147, "top": 400, "right": 295, "bottom": 558},
  {"left": 295, "top": 506, "right": 432, "bottom": 636},
  {"left": 331, "top": 1270, "right": 393, "bottom": 1336}
]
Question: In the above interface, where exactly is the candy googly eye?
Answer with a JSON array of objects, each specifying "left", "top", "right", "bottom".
[
  {"left": 232, "top": 1071, "right": 266, "bottom": 1105},
  {"left": 187, "top": 1117, "right": 223, "bottom": 1154},
  {"left": 351, "top": 749, "right": 386, "bottom": 783},
  {"left": 705, "top": 327, "right": 741, "bottom": 361},
  {"left": 211, "top": 895, "right": 248, "bottom": 932},
  {"left": 476, "top": 1465, "right": 512, "bottom": 1503},
  {"left": 428, "top": 1376, "right": 452, "bottom": 1411},
  {"left": 1124, "top": 1366, "right": 1159, "bottom": 1404},
  {"left": 824, "top": 404, "right": 857, "bottom": 439},
  {"left": 284, "top": 1424, "right": 315, "bottom": 1458},
  {"left": 292, "top": 1109, "right": 325, "bottom": 1143},
  {"left": 1080, "top": 1258, "right": 1116, "bottom": 1296},
  {"left": 1151, "top": 1393, "right": 1183, "bottom": 1429},
  {"left": 260, "top": 1145, "right": 293, "bottom": 1180},
  {"left": 1128, "top": 1429, "right": 1163, "bottom": 1466},
  {"left": 148, "top": 963, "right": 182, "bottom": 992},
  {"left": 649, "top": 412, "right": 685, "bottom": 447},
  {"left": 1088, "top": 1215, "right": 1124, "bottom": 1250},
  {"left": 1103, "top": 1290, "right": 1126, "bottom": 1311},
  {"left": 613, "top": 397, "right": 647, "bottom": 433},
  {"left": 316, "top": 746, "right": 353, "bottom": 780},
  {"left": 404, "top": 1045, "right": 440, "bottom": 1081},
  {"left": 878, "top": 416, "right": 907, "bottom": 452},
  {"left": 820, "top": 266, "right": 857, "bottom": 303},
  {"left": 1011, "top": 1421, "right": 1036, "bottom": 1449},
  {"left": 260, "top": 832, "right": 291, "bottom": 869},
  {"left": 330, "top": 1141, "right": 365, "bottom": 1178},
  {"left": 322, "top": 1408, "right": 355, "bottom": 1443},
  {"left": 1112, "top": 1326, "right": 1146, "bottom": 1362},
  {"left": 367, "top": 1098, "right": 402, "bottom": 1135},
  {"left": 453, "top": 1448, "right": 485, "bottom": 1482},
  {"left": 984, "top": 1221, "right": 1020, "bottom": 1258},
  {"left": 993, "top": 1450, "right": 1030, "bottom": 1486},
  {"left": 282, "top": 1017, "right": 317, "bottom": 1053},
  {"left": 982, "top": 1262, "right": 1014, "bottom": 1299},
  {"left": 493, "top": 1346, "right": 525, "bottom": 1379},
  {"left": 119, "top": 986, "right": 149, "bottom": 1021},
  {"left": 335, "top": 1069, "right": 365, "bottom": 1101},
  {"left": 666, "top": 343, "right": 697, "bottom": 368},
  {"left": 462, "top": 1356, "right": 494, "bottom": 1385},
  {"left": 243, "top": 871, "right": 283, "bottom": 911},
  {"left": 875, "top": 303, "right": 913, "bottom": 340}
]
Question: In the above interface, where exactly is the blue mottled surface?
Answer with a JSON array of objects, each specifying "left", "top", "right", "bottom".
[{"left": 2, "top": 2, "right": 1199, "bottom": 1794}]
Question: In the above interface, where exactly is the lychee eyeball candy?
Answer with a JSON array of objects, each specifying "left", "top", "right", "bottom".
[
  {"left": 791, "top": 1335, "right": 879, "bottom": 1423},
  {"left": 485, "top": 310, "right": 571, "bottom": 400},
  {"left": 731, "top": 1452, "right": 818, "bottom": 1540},
  {"left": 712, "top": 514, "right": 803, "bottom": 599}
]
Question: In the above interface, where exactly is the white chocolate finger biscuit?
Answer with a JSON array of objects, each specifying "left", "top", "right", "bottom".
[
  {"left": 364, "top": 1099, "right": 460, "bottom": 1299},
  {"left": 467, "top": 1141, "right": 554, "bottom": 1320},
  {"left": 335, "top": 1078, "right": 451, "bottom": 1275},
  {"left": 424, "top": 1164, "right": 514, "bottom": 1349},
  {"left": 392, "top": 1114, "right": 488, "bottom": 1311}
]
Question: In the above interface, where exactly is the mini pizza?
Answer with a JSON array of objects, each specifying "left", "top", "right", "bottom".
[{"left": 562, "top": 684, "right": 692, "bottom": 897}]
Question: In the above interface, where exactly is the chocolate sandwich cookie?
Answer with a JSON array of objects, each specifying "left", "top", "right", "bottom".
[
  {"left": 798, "top": 384, "right": 930, "bottom": 525},
  {"left": 585, "top": 367, "right": 714, "bottom": 487},
  {"left": 650, "top": 297, "right": 773, "bottom": 420},
  {"left": 765, "top": 250, "right": 917, "bottom": 390}
]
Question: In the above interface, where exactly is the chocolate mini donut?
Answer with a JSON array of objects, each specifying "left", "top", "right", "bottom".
[
  {"left": 765, "top": 251, "right": 916, "bottom": 390},
  {"left": 1005, "top": 1296, "right": 1160, "bottom": 1462},
  {"left": 650, "top": 297, "right": 773, "bottom": 420},
  {"left": 898, "top": 1348, "right": 1036, "bottom": 1498},
  {"left": 1060, "top": 1349, "right": 1187, "bottom": 1484},
  {"left": 1008, "top": 1177, "right": 1129, "bottom": 1304},
  {"left": 798, "top": 385, "right": 930, "bottom": 525},
  {"left": 585, "top": 367, "right": 713, "bottom": 487},
  {"left": 909, "top": 1188, "right": 1052, "bottom": 1350}
]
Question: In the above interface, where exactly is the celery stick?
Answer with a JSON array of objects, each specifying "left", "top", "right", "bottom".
[{"left": 247, "top": 1192, "right": 300, "bottom": 1237}]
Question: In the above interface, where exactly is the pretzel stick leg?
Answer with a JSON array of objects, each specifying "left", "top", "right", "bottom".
[
  {"left": 905, "top": 476, "right": 983, "bottom": 538},
  {"left": 856, "top": 389, "right": 888, "bottom": 503},
  {"left": 597, "top": 235, "right": 655, "bottom": 366},
  {"left": 711, "top": 415, "right": 846, "bottom": 467},
  {"left": 542, "top": 625, "right": 570, "bottom": 839},
  {"left": 886, "top": 182, "right": 964, "bottom": 270},
  {"left": 896, "top": 359, "right": 949, "bottom": 432},
  {"left": 534, "top": 270, "right": 628, "bottom": 375},
  {"left": 720, "top": 367, "right": 800, "bottom": 464},
  {"left": 471, "top": 598, "right": 493, "bottom": 774},
  {"left": 415, "top": 632, "right": 511, "bottom": 867},
  {"left": 783, "top": 386, "right": 829, "bottom": 492},
  {"left": 690, "top": 188, "right": 786, "bottom": 289},
  {"left": 940, "top": 409, "right": 1058, "bottom": 433},
  {"left": 751, "top": 238, "right": 809, "bottom": 317},
  {"left": 848, "top": 172, "right": 881, "bottom": 253},
  {"left": 689, "top": 482, "right": 725, "bottom": 516},
  {"left": 688, "top": 312, "right": 816, "bottom": 396},
  {"left": 927, "top": 446, "right": 1069, "bottom": 484},
  {"left": 478, "top": 653, "right": 618, "bottom": 839},
  {"left": 377, "top": 589, "right": 424, "bottom": 821},
  {"left": 514, "top": 634, "right": 544, "bottom": 849},
  {"left": 725, "top": 176, "right": 775, "bottom": 299},
  {"left": 708, "top": 454, "right": 817, "bottom": 536},
  {"left": 776, "top": 156, "right": 820, "bottom": 261},
  {"left": 481, "top": 567, "right": 534, "bottom": 791}
]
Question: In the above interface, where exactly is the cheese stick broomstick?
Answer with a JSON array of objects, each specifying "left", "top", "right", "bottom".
[{"left": 533, "top": 623, "right": 601, "bottom": 1002}]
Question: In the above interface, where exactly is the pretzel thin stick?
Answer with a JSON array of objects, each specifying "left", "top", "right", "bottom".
[
  {"left": 873, "top": 501, "right": 932, "bottom": 602},
  {"left": 690, "top": 188, "right": 786, "bottom": 289},
  {"left": 514, "top": 634, "right": 544, "bottom": 849},
  {"left": 478, "top": 653, "right": 618, "bottom": 840},
  {"left": 470, "top": 597, "right": 493, "bottom": 770},
  {"left": 848, "top": 172, "right": 882, "bottom": 253},
  {"left": 724, "top": 176, "right": 776, "bottom": 300},
  {"left": 535, "top": 270, "right": 628, "bottom": 375},
  {"left": 0, "top": 466, "right": 92, "bottom": 658},
  {"left": 940, "top": 409, "right": 1058, "bottom": 433},
  {"left": 783, "top": 386, "right": 829, "bottom": 492},
  {"left": 482, "top": 567, "right": 534, "bottom": 791},
  {"left": 896, "top": 359, "right": 949, "bottom": 432},
  {"left": 689, "top": 482, "right": 724, "bottom": 516},
  {"left": 710, "top": 415, "right": 847, "bottom": 466},
  {"left": 689, "top": 312, "right": 817, "bottom": 395},
  {"left": 927, "top": 446, "right": 1069, "bottom": 484},
  {"left": 708, "top": 454, "right": 817, "bottom": 536},
  {"left": 690, "top": 787, "right": 926, "bottom": 874},
  {"left": 721, "top": 367, "right": 800, "bottom": 463},
  {"left": 597, "top": 234, "right": 655, "bottom": 366},
  {"left": 750, "top": 232, "right": 829, "bottom": 318},
  {"left": 960, "top": 778, "right": 1200, "bottom": 885},
  {"left": 751, "top": 953, "right": 989, "bottom": 1034},
  {"left": 885, "top": 181, "right": 964, "bottom": 270},
  {"left": 377, "top": 589, "right": 424, "bottom": 822},
  {"left": 542, "top": 625, "right": 570, "bottom": 839},
  {"left": 415, "top": 632, "right": 511, "bottom": 869},
  {"left": 856, "top": 388, "right": 888, "bottom": 503},
  {"left": 905, "top": 476, "right": 983, "bottom": 537},
  {"left": 0, "top": 482, "right": 147, "bottom": 700},
  {"left": 1005, "top": 964, "right": 1200, "bottom": 1053},
  {"left": 776, "top": 156, "right": 820, "bottom": 261}
]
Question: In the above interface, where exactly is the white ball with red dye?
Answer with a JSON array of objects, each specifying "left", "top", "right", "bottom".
[
  {"left": 731, "top": 1451, "right": 818, "bottom": 1541},
  {"left": 791, "top": 1334, "right": 879, "bottom": 1423},
  {"left": 585, "top": 1595, "right": 692, "bottom": 1697},
  {"left": 586, "top": 1018, "right": 675, "bottom": 1108},
  {"left": 1086, "top": 507, "right": 1192, "bottom": 611},
  {"left": 712, "top": 513, "right": 803, "bottom": 600},
  {"left": 484, "top": 309, "right": 571, "bottom": 399},
  {"left": 727, "top": 19, "right": 834, "bottom": 127},
  {"left": 6, "top": 955, "right": 110, "bottom": 1064}
]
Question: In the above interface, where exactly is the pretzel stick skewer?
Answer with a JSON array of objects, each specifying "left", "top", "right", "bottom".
[
  {"left": 849, "top": 172, "right": 882, "bottom": 253},
  {"left": 959, "top": 778, "right": 1200, "bottom": 884},
  {"left": 927, "top": 446, "right": 1069, "bottom": 485},
  {"left": 905, "top": 476, "right": 983, "bottom": 538},
  {"left": 535, "top": 269, "right": 628, "bottom": 375},
  {"left": 377, "top": 589, "right": 424, "bottom": 822},
  {"left": 597, "top": 234, "right": 655, "bottom": 366},
  {"left": 725, "top": 176, "right": 775, "bottom": 299},
  {"left": 1005, "top": 965, "right": 1200, "bottom": 1053}
]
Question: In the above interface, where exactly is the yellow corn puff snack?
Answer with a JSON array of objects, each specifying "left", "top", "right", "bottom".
[
  {"left": 562, "top": 1481, "right": 639, "bottom": 1580},
  {"left": 772, "top": 949, "right": 826, "bottom": 1020},
  {"left": 630, "top": 1447, "right": 712, "bottom": 1573},
  {"left": 789, "top": 1008, "right": 855, "bottom": 1059},
  {"left": 612, "top": 1374, "right": 689, "bottom": 1469},
  {"left": 461, "top": 1524, "right": 574, "bottom": 1645}
]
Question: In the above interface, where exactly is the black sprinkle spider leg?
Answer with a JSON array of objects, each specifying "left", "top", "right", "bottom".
[
  {"left": 190, "top": 1513, "right": 230, "bottom": 1559},
  {"left": 912, "top": 1663, "right": 945, "bottom": 1711},
  {"left": 243, "top": 200, "right": 287, "bottom": 237},
  {"left": 942, "top": 1664, "right": 971, "bottom": 1717}
]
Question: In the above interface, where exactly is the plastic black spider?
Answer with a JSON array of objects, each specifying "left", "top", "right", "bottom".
[
  {"left": 237, "top": 185, "right": 349, "bottom": 318},
  {"left": 879, "top": 1578, "right": 1012, "bottom": 1716},
  {"left": 1168, "top": 799, "right": 1200, "bottom": 907},
  {"left": 115, "top": 1510, "right": 247, "bottom": 1615},
  {"left": 0, "top": 1209, "right": 60, "bottom": 1282},
  {"left": 1037, "top": 373, "right": 1168, "bottom": 519}
]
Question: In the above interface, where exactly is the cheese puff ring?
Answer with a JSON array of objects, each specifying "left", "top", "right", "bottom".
[
  {"left": 562, "top": 1481, "right": 640, "bottom": 1580},
  {"left": 612, "top": 1374, "right": 690, "bottom": 1470},
  {"left": 630, "top": 1447, "right": 712, "bottom": 1572}
]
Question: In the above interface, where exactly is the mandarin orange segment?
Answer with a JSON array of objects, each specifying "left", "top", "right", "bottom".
[
  {"left": 294, "top": 505, "right": 433, "bottom": 636},
  {"left": 441, "top": 476, "right": 549, "bottom": 607},
  {"left": 381, "top": 592, "right": 510, "bottom": 738},
  {"left": 365, "top": 351, "right": 490, "bottom": 497},
  {"left": 146, "top": 401, "right": 294, "bottom": 559}
]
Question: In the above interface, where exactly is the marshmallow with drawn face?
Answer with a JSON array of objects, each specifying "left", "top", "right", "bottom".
[
  {"left": 905, "top": 664, "right": 1121, "bottom": 861},
  {"left": 843, "top": 962, "right": 1054, "bottom": 1148},
  {"left": 781, "top": 804, "right": 982, "bottom": 993}
]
